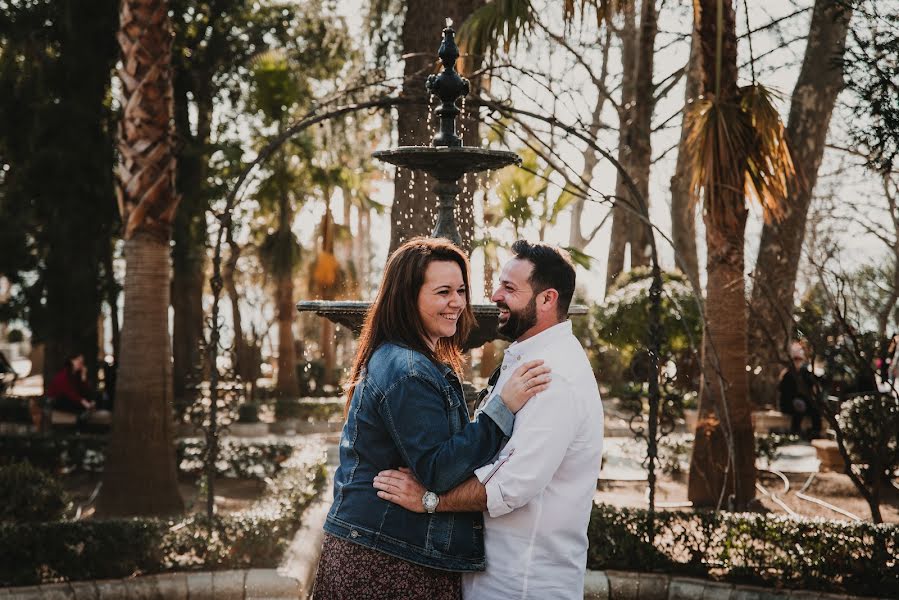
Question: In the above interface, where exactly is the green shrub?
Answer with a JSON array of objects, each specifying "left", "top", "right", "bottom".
[
  {"left": 237, "top": 403, "right": 260, "bottom": 423},
  {"left": 275, "top": 397, "right": 343, "bottom": 421},
  {"left": 0, "top": 462, "right": 67, "bottom": 522},
  {"left": 0, "top": 444, "right": 327, "bottom": 586},
  {"left": 0, "top": 396, "right": 34, "bottom": 424},
  {"left": 0, "top": 434, "right": 301, "bottom": 479},
  {"left": 587, "top": 503, "right": 899, "bottom": 597},
  {"left": 837, "top": 393, "right": 899, "bottom": 484}
]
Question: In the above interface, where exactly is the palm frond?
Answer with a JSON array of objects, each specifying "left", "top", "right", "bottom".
[
  {"left": 458, "top": 0, "right": 536, "bottom": 57},
  {"left": 739, "top": 84, "right": 795, "bottom": 222},
  {"left": 683, "top": 83, "right": 795, "bottom": 229}
]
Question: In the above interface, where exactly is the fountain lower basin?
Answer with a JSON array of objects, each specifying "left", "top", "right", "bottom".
[{"left": 297, "top": 300, "right": 588, "bottom": 351}]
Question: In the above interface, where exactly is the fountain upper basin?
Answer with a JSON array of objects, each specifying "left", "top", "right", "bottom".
[{"left": 373, "top": 146, "right": 521, "bottom": 180}]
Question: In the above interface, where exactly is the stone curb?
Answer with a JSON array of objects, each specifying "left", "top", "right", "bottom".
[
  {"left": 3, "top": 569, "right": 299, "bottom": 599},
  {"left": 586, "top": 570, "right": 891, "bottom": 600}
]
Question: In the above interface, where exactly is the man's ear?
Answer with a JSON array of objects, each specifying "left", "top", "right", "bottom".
[{"left": 540, "top": 289, "right": 559, "bottom": 314}]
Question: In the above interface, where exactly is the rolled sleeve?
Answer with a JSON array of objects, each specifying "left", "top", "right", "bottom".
[
  {"left": 476, "top": 383, "right": 580, "bottom": 517},
  {"left": 478, "top": 394, "right": 515, "bottom": 437}
]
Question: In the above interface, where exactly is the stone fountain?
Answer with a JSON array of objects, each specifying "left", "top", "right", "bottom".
[{"left": 297, "top": 25, "right": 585, "bottom": 350}]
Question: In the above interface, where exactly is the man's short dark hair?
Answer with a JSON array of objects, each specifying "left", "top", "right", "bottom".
[{"left": 510, "top": 240, "right": 576, "bottom": 317}]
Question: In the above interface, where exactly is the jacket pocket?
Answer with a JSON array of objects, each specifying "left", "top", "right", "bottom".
[{"left": 426, "top": 513, "right": 455, "bottom": 554}]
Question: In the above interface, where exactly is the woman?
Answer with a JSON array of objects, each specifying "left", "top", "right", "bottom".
[
  {"left": 47, "top": 353, "right": 95, "bottom": 416},
  {"left": 312, "top": 238, "right": 550, "bottom": 599}
]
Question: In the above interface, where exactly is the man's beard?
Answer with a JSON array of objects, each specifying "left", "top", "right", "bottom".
[{"left": 497, "top": 295, "right": 537, "bottom": 340}]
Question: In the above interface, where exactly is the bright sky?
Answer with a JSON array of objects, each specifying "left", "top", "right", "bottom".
[{"left": 307, "top": 0, "right": 888, "bottom": 305}]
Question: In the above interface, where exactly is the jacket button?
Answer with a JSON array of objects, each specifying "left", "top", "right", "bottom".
[
  {"left": 350, "top": 530, "right": 359, "bottom": 538},
  {"left": 502, "top": 365, "right": 507, "bottom": 371}
]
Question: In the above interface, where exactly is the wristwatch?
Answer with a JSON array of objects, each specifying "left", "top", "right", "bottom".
[{"left": 422, "top": 490, "right": 439, "bottom": 513}]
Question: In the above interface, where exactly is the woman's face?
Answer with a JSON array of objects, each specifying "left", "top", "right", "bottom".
[{"left": 417, "top": 260, "right": 466, "bottom": 350}]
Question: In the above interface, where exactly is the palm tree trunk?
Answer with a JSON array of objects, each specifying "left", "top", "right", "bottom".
[
  {"left": 99, "top": 234, "right": 183, "bottom": 515},
  {"left": 97, "top": 0, "right": 183, "bottom": 517},
  {"left": 389, "top": 0, "right": 484, "bottom": 253},
  {"left": 669, "top": 17, "right": 703, "bottom": 294},
  {"left": 687, "top": 0, "right": 755, "bottom": 509},
  {"left": 748, "top": 0, "right": 853, "bottom": 408}
]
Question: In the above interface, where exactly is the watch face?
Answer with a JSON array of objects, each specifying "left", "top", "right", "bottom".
[{"left": 424, "top": 491, "right": 438, "bottom": 511}]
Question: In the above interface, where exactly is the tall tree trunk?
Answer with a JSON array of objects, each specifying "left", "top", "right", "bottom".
[
  {"left": 606, "top": 0, "right": 657, "bottom": 290},
  {"left": 170, "top": 71, "right": 212, "bottom": 404},
  {"left": 669, "top": 16, "right": 703, "bottom": 294},
  {"left": 748, "top": 0, "right": 853, "bottom": 407},
  {"left": 274, "top": 173, "right": 299, "bottom": 398},
  {"left": 569, "top": 26, "right": 613, "bottom": 252},
  {"left": 687, "top": 0, "right": 755, "bottom": 509},
  {"left": 223, "top": 227, "right": 251, "bottom": 382},
  {"left": 171, "top": 242, "right": 205, "bottom": 404},
  {"left": 389, "top": 0, "right": 484, "bottom": 253},
  {"left": 98, "top": 0, "right": 183, "bottom": 517},
  {"left": 275, "top": 270, "right": 299, "bottom": 398}
]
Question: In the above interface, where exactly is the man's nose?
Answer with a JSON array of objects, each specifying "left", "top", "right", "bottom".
[{"left": 491, "top": 288, "right": 502, "bottom": 302}]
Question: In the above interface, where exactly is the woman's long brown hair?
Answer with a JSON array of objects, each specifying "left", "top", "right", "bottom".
[{"left": 344, "top": 237, "right": 475, "bottom": 415}]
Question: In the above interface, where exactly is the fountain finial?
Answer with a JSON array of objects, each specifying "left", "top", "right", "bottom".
[{"left": 426, "top": 25, "right": 469, "bottom": 147}]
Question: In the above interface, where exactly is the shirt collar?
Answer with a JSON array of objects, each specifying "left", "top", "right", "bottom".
[{"left": 505, "top": 320, "right": 572, "bottom": 359}]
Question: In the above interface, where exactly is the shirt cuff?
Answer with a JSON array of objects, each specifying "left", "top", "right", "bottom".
[
  {"left": 480, "top": 394, "right": 514, "bottom": 437},
  {"left": 483, "top": 477, "right": 512, "bottom": 518}
]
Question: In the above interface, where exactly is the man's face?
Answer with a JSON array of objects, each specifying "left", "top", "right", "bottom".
[{"left": 491, "top": 258, "right": 538, "bottom": 340}]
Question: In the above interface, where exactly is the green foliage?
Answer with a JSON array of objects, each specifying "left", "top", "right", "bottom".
[
  {"left": 794, "top": 282, "right": 880, "bottom": 396},
  {"left": 0, "top": 445, "right": 327, "bottom": 586},
  {"left": 275, "top": 397, "right": 344, "bottom": 421},
  {"left": 754, "top": 433, "right": 801, "bottom": 465},
  {"left": 0, "top": 434, "right": 302, "bottom": 479},
  {"left": 0, "top": 0, "right": 119, "bottom": 375},
  {"left": 843, "top": 3, "right": 899, "bottom": 173},
  {"left": 0, "top": 462, "right": 67, "bottom": 523},
  {"left": 587, "top": 503, "right": 899, "bottom": 597},
  {"left": 236, "top": 403, "right": 260, "bottom": 424},
  {"left": 0, "top": 396, "right": 33, "bottom": 424},
  {"left": 588, "top": 268, "right": 701, "bottom": 392},
  {"left": 837, "top": 393, "right": 899, "bottom": 485}
]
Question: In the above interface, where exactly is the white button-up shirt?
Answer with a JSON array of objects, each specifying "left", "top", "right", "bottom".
[{"left": 463, "top": 320, "right": 604, "bottom": 599}]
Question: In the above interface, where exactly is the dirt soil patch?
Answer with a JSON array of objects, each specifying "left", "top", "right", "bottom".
[
  {"left": 63, "top": 473, "right": 266, "bottom": 519},
  {"left": 596, "top": 472, "right": 899, "bottom": 523}
]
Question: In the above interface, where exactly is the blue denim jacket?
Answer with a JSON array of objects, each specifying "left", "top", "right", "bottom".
[{"left": 324, "top": 341, "right": 514, "bottom": 571}]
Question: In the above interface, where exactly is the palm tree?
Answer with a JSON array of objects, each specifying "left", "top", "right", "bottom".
[
  {"left": 251, "top": 50, "right": 306, "bottom": 400},
  {"left": 684, "top": 0, "right": 794, "bottom": 509},
  {"left": 97, "top": 0, "right": 184, "bottom": 517}
]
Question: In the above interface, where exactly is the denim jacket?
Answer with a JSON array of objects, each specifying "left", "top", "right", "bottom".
[{"left": 324, "top": 341, "right": 515, "bottom": 571}]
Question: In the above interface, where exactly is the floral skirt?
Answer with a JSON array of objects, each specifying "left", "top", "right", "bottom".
[{"left": 311, "top": 533, "right": 462, "bottom": 600}]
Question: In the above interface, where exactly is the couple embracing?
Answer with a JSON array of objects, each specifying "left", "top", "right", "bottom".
[{"left": 312, "top": 237, "right": 604, "bottom": 599}]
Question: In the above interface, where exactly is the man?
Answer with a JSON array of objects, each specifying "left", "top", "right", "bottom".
[
  {"left": 778, "top": 341, "right": 822, "bottom": 438},
  {"left": 374, "top": 240, "right": 604, "bottom": 599}
]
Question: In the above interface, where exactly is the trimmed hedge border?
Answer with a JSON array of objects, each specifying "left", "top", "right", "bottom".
[
  {"left": 0, "top": 442, "right": 327, "bottom": 587},
  {"left": 0, "top": 433, "right": 300, "bottom": 478},
  {"left": 587, "top": 503, "right": 899, "bottom": 598}
]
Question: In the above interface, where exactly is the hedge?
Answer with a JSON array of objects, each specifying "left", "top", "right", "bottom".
[
  {"left": 587, "top": 503, "right": 899, "bottom": 598},
  {"left": 0, "top": 434, "right": 298, "bottom": 478},
  {"left": 0, "top": 443, "right": 327, "bottom": 586}
]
